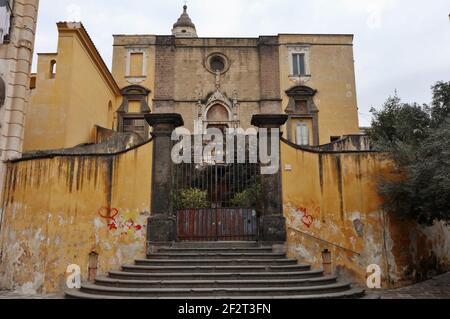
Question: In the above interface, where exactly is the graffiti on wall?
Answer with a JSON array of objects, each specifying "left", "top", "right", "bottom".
[
  {"left": 295, "top": 207, "right": 315, "bottom": 228},
  {"left": 98, "top": 207, "right": 144, "bottom": 235}
]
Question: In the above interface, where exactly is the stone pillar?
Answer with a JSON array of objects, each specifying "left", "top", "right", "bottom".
[
  {"left": 145, "top": 113, "right": 184, "bottom": 248},
  {"left": 251, "top": 114, "right": 288, "bottom": 244}
]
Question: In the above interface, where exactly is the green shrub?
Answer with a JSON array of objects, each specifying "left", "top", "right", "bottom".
[
  {"left": 173, "top": 188, "right": 210, "bottom": 210},
  {"left": 230, "top": 184, "right": 262, "bottom": 208}
]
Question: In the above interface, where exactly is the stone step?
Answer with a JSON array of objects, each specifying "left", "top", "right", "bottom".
[
  {"left": 121, "top": 264, "right": 311, "bottom": 274},
  {"left": 172, "top": 242, "right": 261, "bottom": 249},
  {"left": 94, "top": 275, "right": 338, "bottom": 289},
  {"left": 157, "top": 247, "right": 274, "bottom": 254},
  {"left": 146, "top": 253, "right": 287, "bottom": 260},
  {"left": 65, "top": 288, "right": 366, "bottom": 299},
  {"left": 76, "top": 281, "right": 354, "bottom": 297},
  {"left": 135, "top": 258, "right": 298, "bottom": 266},
  {"left": 108, "top": 269, "right": 325, "bottom": 281}
]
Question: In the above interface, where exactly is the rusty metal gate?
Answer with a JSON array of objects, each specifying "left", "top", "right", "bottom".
[
  {"left": 173, "top": 136, "right": 261, "bottom": 241},
  {"left": 177, "top": 209, "right": 258, "bottom": 241}
]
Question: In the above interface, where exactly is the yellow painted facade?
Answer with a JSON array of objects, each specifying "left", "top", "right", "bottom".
[
  {"left": 23, "top": 23, "right": 121, "bottom": 152},
  {"left": 279, "top": 35, "right": 360, "bottom": 144}
]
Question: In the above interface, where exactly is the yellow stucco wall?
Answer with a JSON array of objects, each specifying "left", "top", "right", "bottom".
[
  {"left": 279, "top": 35, "right": 360, "bottom": 145},
  {"left": 23, "top": 23, "right": 120, "bottom": 152},
  {"left": 281, "top": 141, "right": 450, "bottom": 287},
  {"left": 0, "top": 141, "right": 152, "bottom": 294}
]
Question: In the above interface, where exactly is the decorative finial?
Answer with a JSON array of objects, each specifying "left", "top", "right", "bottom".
[{"left": 215, "top": 70, "right": 221, "bottom": 89}]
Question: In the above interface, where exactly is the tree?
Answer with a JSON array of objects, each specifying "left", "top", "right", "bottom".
[
  {"left": 368, "top": 82, "right": 450, "bottom": 225},
  {"left": 430, "top": 81, "right": 450, "bottom": 127}
]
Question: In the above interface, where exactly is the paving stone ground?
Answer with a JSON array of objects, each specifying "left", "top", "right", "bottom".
[
  {"left": 0, "top": 291, "right": 63, "bottom": 299},
  {"left": 368, "top": 272, "right": 450, "bottom": 299},
  {"left": 0, "top": 272, "right": 449, "bottom": 299}
]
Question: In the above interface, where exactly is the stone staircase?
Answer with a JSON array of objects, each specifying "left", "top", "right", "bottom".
[{"left": 65, "top": 242, "right": 365, "bottom": 299}]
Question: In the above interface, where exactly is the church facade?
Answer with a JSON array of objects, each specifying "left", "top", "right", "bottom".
[{"left": 24, "top": 5, "right": 360, "bottom": 152}]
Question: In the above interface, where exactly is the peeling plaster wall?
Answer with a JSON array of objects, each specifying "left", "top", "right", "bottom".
[
  {"left": 0, "top": 141, "right": 152, "bottom": 294},
  {"left": 281, "top": 141, "right": 450, "bottom": 287}
]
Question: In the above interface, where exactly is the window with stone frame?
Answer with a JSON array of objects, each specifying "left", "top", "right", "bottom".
[
  {"left": 123, "top": 117, "right": 147, "bottom": 137},
  {"left": 288, "top": 46, "right": 310, "bottom": 77}
]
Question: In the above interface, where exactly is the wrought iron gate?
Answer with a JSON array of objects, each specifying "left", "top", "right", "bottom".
[{"left": 173, "top": 136, "right": 261, "bottom": 241}]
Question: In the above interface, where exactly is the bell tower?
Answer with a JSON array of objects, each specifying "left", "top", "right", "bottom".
[{"left": 172, "top": 5, "right": 198, "bottom": 38}]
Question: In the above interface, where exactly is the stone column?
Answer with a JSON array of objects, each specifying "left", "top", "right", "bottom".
[
  {"left": 145, "top": 113, "right": 184, "bottom": 248},
  {"left": 251, "top": 114, "right": 288, "bottom": 244}
]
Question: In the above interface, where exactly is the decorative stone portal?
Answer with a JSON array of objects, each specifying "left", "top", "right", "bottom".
[{"left": 145, "top": 113, "right": 288, "bottom": 245}]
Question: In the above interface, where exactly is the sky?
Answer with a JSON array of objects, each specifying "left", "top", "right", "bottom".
[{"left": 33, "top": 0, "right": 450, "bottom": 126}]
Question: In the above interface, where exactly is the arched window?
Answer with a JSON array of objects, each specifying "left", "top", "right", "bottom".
[{"left": 50, "top": 60, "right": 56, "bottom": 79}]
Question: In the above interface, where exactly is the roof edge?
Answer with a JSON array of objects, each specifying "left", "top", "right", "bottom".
[{"left": 57, "top": 22, "right": 120, "bottom": 96}]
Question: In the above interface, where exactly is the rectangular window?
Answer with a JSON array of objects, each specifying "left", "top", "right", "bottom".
[
  {"left": 296, "top": 123, "right": 309, "bottom": 146},
  {"left": 123, "top": 118, "right": 147, "bottom": 137},
  {"left": 128, "top": 101, "right": 141, "bottom": 113},
  {"left": 0, "top": 0, "right": 13, "bottom": 44},
  {"left": 292, "top": 53, "right": 306, "bottom": 76},
  {"left": 130, "top": 53, "right": 144, "bottom": 77}
]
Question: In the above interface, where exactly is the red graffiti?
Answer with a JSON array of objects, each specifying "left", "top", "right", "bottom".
[
  {"left": 301, "top": 215, "right": 314, "bottom": 228},
  {"left": 296, "top": 207, "right": 314, "bottom": 228},
  {"left": 124, "top": 219, "right": 143, "bottom": 232},
  {"left": 98, "top": 207, "right": 119, "bottom": 231},
  {"left": 97, "top": 207, "right": 143, "bottom": 235}
]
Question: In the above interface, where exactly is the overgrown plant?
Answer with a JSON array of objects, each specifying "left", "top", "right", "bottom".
[{"left": 368, "top": 81, "right": 450, "bottom": 225}]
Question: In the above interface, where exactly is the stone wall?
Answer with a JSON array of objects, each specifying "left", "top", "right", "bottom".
[
  {"left": 281, "top": 141, "right": 450, "bottom": 287},
  {"left": 0, "top": 141, "right": 153, "bottom": 294}
]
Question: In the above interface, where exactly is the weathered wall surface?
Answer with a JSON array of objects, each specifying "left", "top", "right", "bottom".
[
  {"left": 0, "top": 141, "right": 152, "bottom": 294},
  {"left": 281, "top": 141, "right": 450, "bottom": 287}
]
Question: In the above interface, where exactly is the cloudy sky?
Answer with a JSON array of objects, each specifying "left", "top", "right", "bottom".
[{"left": 33, "top": 0, "right": 450, "bottom": 126}]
